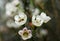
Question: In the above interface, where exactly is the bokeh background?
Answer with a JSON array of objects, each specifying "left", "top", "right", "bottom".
[{"left": 0, "top": 0, "right": 60, "bottom": 41}]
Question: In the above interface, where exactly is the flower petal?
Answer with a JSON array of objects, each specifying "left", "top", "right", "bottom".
[
  {"left": 18, "top": 30, "right": 23, "bottom": 35},
  {"left": 40, "top": 12, "right": 46, "bottom": 18},
  {"left": 40, "top": 12, "right": 51, "bottom": 23},
  {"left": 28, "top": 30, "right": 32, "bottom": 33},
  {"left": 23, "top": 27, "right": 28, "bottom": 31},
  {"left": 43, "top": 16, "right": 51, "bottom": 23},
  {"left": 21, "top": 36, "right": 28, "bottom": 40},
  {"left": 28, "top": 33, "right": 32, "bottom": 39},
  {"left": 14, "top": 15, "right": 20, "bottom": 21}
]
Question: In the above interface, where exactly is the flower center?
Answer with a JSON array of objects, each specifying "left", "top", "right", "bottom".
[
  {"left": 35, "top": 18, "right": 40, "bottom": 23},
  {"left": 36, "top": 20, "right": 41, "bottom": 23},
  {"left": 18, "top": 19, "right": 24, "bottom": 22},
  {"left": 23, "top": 32, "right": 28, "bottom": 38}
]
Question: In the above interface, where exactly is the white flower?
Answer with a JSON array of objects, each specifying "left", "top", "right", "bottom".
[
  {"left": 5, "top": 0, "right": 24, "bottom": 17},
  {"left": 5, "top": 3, "right": 18, "bottom": 17},
  {"left": 14, "top": 12, "right": 27, "bottom": 26},
  {"left": 18, "top": 27, "right": 32, "bottom": 40},
  {"left": 32, "top": 8, "right": 40, "bottom": 15},
  {"left": 32, "top": 15, "right": 44, "bottom": 26},
  {"left": 6, "top": 19, "right": 20, "bottom": 28},
  {"left": 40, "top": 12, "right": 51, "bottom": 23},
  {"left": 6, "top": 3, "right": 17, "bottom": 12},
  {"left": 32, "top": 12, "right": 51, "bottom": 26}
]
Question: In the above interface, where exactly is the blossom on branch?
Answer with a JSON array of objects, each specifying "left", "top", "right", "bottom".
[
  {"left": 18, "top": 27, "right": 32, "bottom": 40},
  {"left": 14, "top": 12, "right": 27, "bottom": 26}
]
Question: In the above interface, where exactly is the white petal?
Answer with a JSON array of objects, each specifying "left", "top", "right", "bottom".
[
  {"left": 28, "top": 30, "right": 32, "bottom": 38},
  {"left": 14, "top": 15, "right": 20, "bottom": 21},
  {"left": 32, "top": 20, "right": 43, "bottom": 26},
  {"left": 21, "top": 37, "right": 28, "bottom": 40},
  {"left": 28, "top": 33, "right": 32, "bottom": 39},
  {"left": 32, "top": 15, "right": 36, "bottom": 20},
  {"left": 40, "top": 12, "right": 51, "bottom": 23},
  {"left": 18, "top": 30, "right": 23, "bottom": 35},
  {"left": 28, "top": 30, "right": 32, "bottom": 33},
  {"left": 40, "top": 12, "right": 46, "bottom": 17},
  {"left": 21, "top": 34, "right": 32, "bottom": 40},
  {"left": 43, "top": 16, "right": 51, "bottom": 23},
  {"left": 19, "top": 13, "right": 25, "bottom": 18},
  {"left": 23, "top": 27, "right": 27, "bottom": 31}
]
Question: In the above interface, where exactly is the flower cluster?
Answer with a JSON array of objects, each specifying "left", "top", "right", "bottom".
[
  {"left": 6, "top": 0, "right": 19, "bottom": 17},
  {"left": 5, "top": 0, "right": 51, "bottom": 40},
  {"left": 6, "top": 0, "right": 27, "bottom": 28}
]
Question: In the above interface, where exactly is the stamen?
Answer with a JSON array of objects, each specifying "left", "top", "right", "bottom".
[{"left": 18, "top": 19, "right": 24, "bottom": 22}]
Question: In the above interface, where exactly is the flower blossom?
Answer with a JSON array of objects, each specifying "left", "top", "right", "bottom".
[
  {"left": 14, "top": 12, "right": 27, "bottom": 26},
  {"left": 18, "top": 27, "right": 32, "bottom": 40},
  {"left": 32, "top": 12, "right": 51, "bottom": 26},
  {"left": 5, "top": 0, "right": 23, "bottom": 17},
  {"left": 6, "top": 3, "right": 18, "bottom": 17},
  {"left": 32, "top": 15, "right": 44, "bottom": 26}
]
